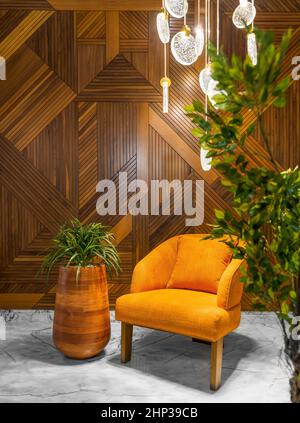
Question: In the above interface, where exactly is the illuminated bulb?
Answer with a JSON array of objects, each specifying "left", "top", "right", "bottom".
[
  {"left": 165, "top": 0, "right": 189, "bottom": 19},
  {"left": 195, "top": 26, "right": 205, "bottom": 57},
  {"left": 171, "top": 25, "right": 198, "bottom": 66},
  {"left": 247, "top": 32, "right": 257, "bottom": 66},
  {"left": 199, "top": 64, "right": 212, "bottom": 95},
  {"left": 200, "top": 147, "right": 212, "bottom": 171},
  {"left": 156, "top": 11, "right": 170, "bottom": 44},
  {"left": 160, "top": 77, "right": 171, "bottom": 114},
  {"left": 232, "top": 0, "right": 256, "bottom": 29}
]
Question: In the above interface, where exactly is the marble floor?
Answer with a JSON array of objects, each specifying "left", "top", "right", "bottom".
[{"left": 0, "top": 311, "right": 291, "bottom": 403}]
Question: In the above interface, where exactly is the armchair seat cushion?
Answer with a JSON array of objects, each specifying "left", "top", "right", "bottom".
[{"left": 115, "top": 289, "right": 241, "bottom": 342}]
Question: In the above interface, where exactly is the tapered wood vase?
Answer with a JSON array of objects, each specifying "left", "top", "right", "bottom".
[{"left": 53, "top": 265, "right": 110, "bottom": 359}]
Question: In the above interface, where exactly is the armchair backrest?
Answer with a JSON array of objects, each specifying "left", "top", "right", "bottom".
[{"left": 131, "top": 234, "right": 241, "bottom": 295}]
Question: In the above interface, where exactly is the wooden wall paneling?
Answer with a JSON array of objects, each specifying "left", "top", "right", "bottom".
[
  {"left": 77, "top": 54, "right": 162, "bottom": 102},
  {"left": 27, "top": 11, "right": 77, "bottom": 91},
  {"left": 133, "top": 104, "right": 150, "bottom": 263},
  {"left": 23, "top": 102, "right": 79, "bottom": 207},
  {"left": 98, "top": 103, "right": 137, "bottom": 180},
  {"left": 148, "top": 11, "right": 165, "bottom": 92},
  {"left": 78, "top": 102, "right": 98, "bottom": 208},
  {"left": 0, "top": 1, "right": 53, "bottom": 10},
  {"left": 0, "top": 10, "right": 54, "bottom": 59},
  {"left": 149, "top": 107, "right": 218, "bottom": 184},
  {"left": 47, "top": 0, "right": 161, "bottom": 11},
  {"left": 77, "top": 11, "right": 106, "bottom": 40},
  {"left": 0, "top": 46, "right": 76, "bottom": 150},
  {"left": 0, "top": 135, "right": 77, "bottom": 234},
  {"left": 221, "top": 0, "right": 300, "bottom": 13},
  {"left": 1, "top": 3, "right": 300, "bottom": 309},
  {"left": 106, "top": 11, "right": 119, "bottom": 64}
]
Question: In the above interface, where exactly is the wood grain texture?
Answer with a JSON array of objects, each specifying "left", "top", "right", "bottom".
[
  {"left": 77, "top": 54, "right": 161, "bottom": 102},
  {"left": 47, "top": 0, "right": 161, "bottom": 11},
  {"left": 53, "top": 265, "right": 110, "bottom": 359},
  {"left": 106, "top": 11, "right": 119, "bottom": 65},
  {"left": 0, "top": 10, "right": 54, "bottom": 59},
  {"left": 0, "top": 2, "right": 299, "bottom": 310}
]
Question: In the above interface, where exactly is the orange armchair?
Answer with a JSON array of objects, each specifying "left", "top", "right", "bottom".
[{"left": 115, "top": 234, "right": 246, "bottom": 390}]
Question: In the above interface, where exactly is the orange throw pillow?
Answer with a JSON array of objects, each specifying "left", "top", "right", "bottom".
[{"left": 167, "top": 237, "right": 232, "bottom": 294}]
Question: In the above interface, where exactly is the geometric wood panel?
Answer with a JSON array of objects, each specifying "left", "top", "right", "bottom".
[{"left": 0, "top": 0, "right": 300, "bottom": 310}]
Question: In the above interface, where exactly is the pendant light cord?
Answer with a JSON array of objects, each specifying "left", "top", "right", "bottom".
[
  {"left": 184, "top": 0, "right": 187, "bottom": 25},
  {"left": 217, "top": 0, "right": 220, "bottom": 54},
  {"left": 164, "top": 42, "right": 167, "bottom": 77},
  {"left": 251, "top": 0, "right": 255, "bottom": 30}
]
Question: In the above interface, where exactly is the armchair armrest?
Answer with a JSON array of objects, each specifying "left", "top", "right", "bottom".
[
  {"left": 131, "top": 236, "right": 178, "bottom": 293},
  {"left": 217, "top": 259, "right": 246, "bottom": 310}
]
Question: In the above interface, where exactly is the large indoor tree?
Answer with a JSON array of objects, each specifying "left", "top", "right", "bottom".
[{"left": 186, "top": 28, "right": 300, "bottom": 402}]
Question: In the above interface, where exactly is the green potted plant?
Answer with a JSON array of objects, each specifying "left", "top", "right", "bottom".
[
  {"left": 186, "top": 28, "right": 300, "bottom": 402},
  {"left": 41, "top": 219, "right": 121, "bottom": 360}
]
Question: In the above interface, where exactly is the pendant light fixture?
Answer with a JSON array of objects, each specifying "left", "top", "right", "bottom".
[
  {"left": 247, "top": 1, "right": 257, "bottom": 66},
  {"left": 171, "top": 1, "right": 198, "bottom": 66},
  {"left": 160, "top": 43, "right": 171, "bottom": 113},
  {"left": 232, "top": 0, "right": 256, "bottom": 29},
  {"left": 165, "top": 0, "right": 188, "bottom": 19},
  {"left": 157, "top": 2, "right": 170, "bottom": 44},
  {"left": 208, "top": 0, "right": 226, "bottom": 109},
  {"left": 200, "top": 92, "right": 212, "bottom": 171},
  {"left": 195, "top": 0, "right": 204, "bottom": 57},
  {"left": 199, "top": 0, "right": 212, "bottom": 95}
]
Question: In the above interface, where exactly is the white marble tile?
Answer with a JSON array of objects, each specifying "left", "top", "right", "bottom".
[{"left": 0, "top": 311, "right": 291, "bottom": 403}]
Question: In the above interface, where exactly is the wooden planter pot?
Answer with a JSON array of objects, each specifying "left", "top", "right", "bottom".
[{"left": 53, "top": 265, "right": 110, "bottom": 359}]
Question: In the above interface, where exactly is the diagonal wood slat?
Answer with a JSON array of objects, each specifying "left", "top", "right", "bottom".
[
  {"left": 0, "top": 134, "right": 77, "bottom": 233},
  {"left": 0, "top": 46, "right": 76, "bottom": 150},
  {"left": 77, "top": 54, "right": 162, "bottom": 102},
  {"left": 0, "top": 10, "right": 54, "bottom": 59}
]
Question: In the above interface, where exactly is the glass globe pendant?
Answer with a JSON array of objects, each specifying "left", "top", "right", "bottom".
[
  {"left": 156, "top": 10, "right": 170, "bottom": 44},
  {"left": 207, "top": 78, "right": 227, "bottom": 110},
  {"left": 165, "top": 0, "right": 188, "bottom": 19},
  {"left": 200, "top": 147, "right": 212, "bottom": 171},
  {"left": 232, "top": 0, "right": 256, "bottom": 29},
  {"left": 160, "top": 77, "right": 171, "bottom": 113},
  {"left": 195, "top": 25, "right": 205, "bottom": 57},
  {"left": 247, "top": 31, "right": 257, "bottom": 66},
  {"left": 199, "top": 64, "right": 212, "bottom": 95},
  {"left": 171, "top": 25, "right": 198, "bottom": 66}
]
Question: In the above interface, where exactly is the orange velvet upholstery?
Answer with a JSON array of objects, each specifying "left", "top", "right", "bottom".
[
  {"left": 116, "top": 289, "right": 241, "bottom": 342},
  {"left": 116, "top": 234, "right": 245, "bottom": 342},
  {"left": 167, "top": 236, "right": 232, "bottom": 293}
]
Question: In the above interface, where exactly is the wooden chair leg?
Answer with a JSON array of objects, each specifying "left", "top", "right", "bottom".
[
  {"left": 121, "top": 322, "right": 133, "bottom": 363},
  {"left": 210, "top": 338, "right": 223, "bottom": 391}
]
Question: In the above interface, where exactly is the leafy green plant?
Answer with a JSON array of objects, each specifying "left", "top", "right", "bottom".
[
  {"left": 41, "top": 219, "right": 121, "bottom": 282},
  {"left": 185, "top": 28, "right": 300, "bottom": 402}
]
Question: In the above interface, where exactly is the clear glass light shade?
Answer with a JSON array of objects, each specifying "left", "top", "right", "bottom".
[
  {"left": 247, "top": 32, "right": 257, "bottom": 66},
  {"left": 232, "top": 1, "right": 256, "bottom": 29},
  {"left": 207, "top": 79, "right": 226, "bottom": 109},
  {"left": 171, "top": 29, "right": 198, "bottom": 66},
  {"left": 200, "top": 147, "right": 212, "bottom": 171},
  {"left": 156, "top": 12, "right": 170, "bottom": 44},
  {"left": 199, "top": 65, "right": 212, "bottom": 95},
  {"left": 165, "top": 0, "right": 189, "bottom": 19},
  {"left": 160, "top": 77, "right": 171, "bottom": 114},
  {"left": 195, "top": 26, "right": 205, "bottom": 57}
]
